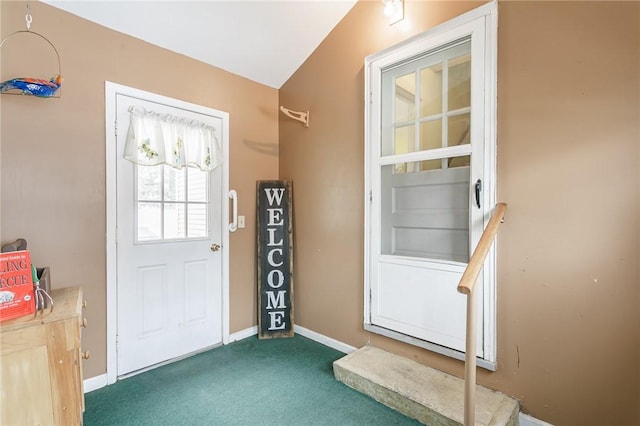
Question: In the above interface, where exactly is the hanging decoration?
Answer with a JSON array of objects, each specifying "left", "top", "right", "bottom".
[
  {"left": 0, "top": 1, "right": 63, "bottom": 98},
  {"left": 0, "top": 74, "right": 62, "bottom": 97},
  {"left": 124, "top": 106, "right": 223, "bottom": 172}
]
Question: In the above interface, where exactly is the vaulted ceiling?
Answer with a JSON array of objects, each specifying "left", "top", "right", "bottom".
[{"left": 42, "top": 1, "right": 358, "bottom": 89}]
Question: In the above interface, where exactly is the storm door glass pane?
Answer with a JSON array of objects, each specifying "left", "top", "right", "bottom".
[
  {"left": 393, "top": 124, "right": 417, "bottom": 173},
  {"left": 394, "top": 73, "right": 415, "bottom": 123},
  {"left": 448, "top": 53, "right": 471, "bottom": 111},
  {"left": 419, "top": 120, "right": 442, "bottom": 171},
  {"left": 448, "top": 113, "right": 471, "bottom": 147},
  {"left": 420, "top": 65, "right": 443, "bottom": 117},
  {"left": 380, "top": 37, "right": 473, "bottom": 262}
]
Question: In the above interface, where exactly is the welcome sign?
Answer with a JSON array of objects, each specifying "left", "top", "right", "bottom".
[{"left": 257, "top": 180, "right": 294, "bottom": 338}]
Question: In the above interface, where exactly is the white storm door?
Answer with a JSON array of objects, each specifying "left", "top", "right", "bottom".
[
  {"left": 365, "top": 5, "right": 497, "bottom": 365},
  {"left": 115, "top": 94, "right": 223, "bottom": 376}
]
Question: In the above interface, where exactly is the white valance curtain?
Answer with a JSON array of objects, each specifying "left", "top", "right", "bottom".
[{"left": 124, "top": 106, "right": 222, "bottom": 171}]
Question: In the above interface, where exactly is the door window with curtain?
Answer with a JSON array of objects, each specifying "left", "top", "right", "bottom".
[
  {"left": 364, "top": 3, "right": 498, "bottom": 368},
  {"left": 124, "top": 106, "right": 222, "bottom": 243}
]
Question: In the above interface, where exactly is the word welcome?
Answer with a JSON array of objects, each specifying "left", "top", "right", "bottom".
[
  {"left": 264, "top": 187, "right": 287, "bottom": 330},
  {"left": 257, "top": 181, "right": 293, "bottom": 338}
]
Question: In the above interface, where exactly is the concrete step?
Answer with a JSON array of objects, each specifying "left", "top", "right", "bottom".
[{"left": 333, "top": 346, "right": 519, "bottom": 426}]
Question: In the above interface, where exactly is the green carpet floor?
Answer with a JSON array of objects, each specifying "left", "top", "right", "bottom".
[{"left": 84, "top": 335, "right": 420, "bottom": 425}]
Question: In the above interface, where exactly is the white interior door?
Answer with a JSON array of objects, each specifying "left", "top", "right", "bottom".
[
  {"left": 365, "top": 4, "right": 497, "bottom": 366},
  {"left": 115, "top": 93, "right": 224, "bottom": 376}
]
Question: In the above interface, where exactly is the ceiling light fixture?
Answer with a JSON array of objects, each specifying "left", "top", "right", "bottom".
[{"left": 383, "top": 0, "right": 404, "bottom": 25}]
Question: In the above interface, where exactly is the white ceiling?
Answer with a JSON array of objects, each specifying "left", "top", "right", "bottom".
[{"left": 42, "top": 0, "right": 358, "bottom": 89}]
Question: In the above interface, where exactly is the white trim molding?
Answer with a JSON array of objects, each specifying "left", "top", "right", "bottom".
[
  {"left": 228, "top": 325, "right": 357, "bottom": 354},
  {"left": 228, "top": 326, "right": 258, "bottom": 343},
  {"left": 83, "top": 374, "right": 108, "bottom": 393},
  {"left": 294, "top": 325, "right": 357, "bottom": 354}
]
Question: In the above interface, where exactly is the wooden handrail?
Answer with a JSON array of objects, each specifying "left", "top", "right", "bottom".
[
  {"left": 458, "top": 202, "right": 507, "bottom": 426},
  {"left": 457, "top": 203, "right": 508, "bottom": 295}
]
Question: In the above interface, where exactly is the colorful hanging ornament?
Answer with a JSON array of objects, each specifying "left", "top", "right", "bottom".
[
  {"left": 1, "top": 74, "right": 62, "bottom": 97},
  {"left": 0, "top": 1, "right": 63, "bottom": 98}
]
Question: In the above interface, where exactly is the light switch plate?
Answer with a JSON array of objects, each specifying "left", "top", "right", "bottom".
[{"left": 238, "top": 215, "right": 245, "bottom": 228}]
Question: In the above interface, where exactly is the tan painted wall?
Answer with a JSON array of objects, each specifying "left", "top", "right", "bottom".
[
  {"left": 280, "top": 1, "right": 640, "bottom": 424},
  {"left": 2, "top": 0, "right": 638, "bottom": 424},
  {"left": 1, "top": 1, "right": 278, "bottom": 379}
]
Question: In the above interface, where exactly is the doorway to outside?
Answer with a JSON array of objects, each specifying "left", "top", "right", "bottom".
[
  {"left": 106, "top": 82, "right": 231, "bottom": 382},
  {"left": 364, "top": 3, "right": 498, "bottom": 369}
]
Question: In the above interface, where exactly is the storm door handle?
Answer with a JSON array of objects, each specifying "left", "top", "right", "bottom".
[{"left": 474, "top": 179, "right": 482, "bottom": 209}]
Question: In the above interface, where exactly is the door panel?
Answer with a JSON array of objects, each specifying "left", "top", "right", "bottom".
[
  {"left": 184, "top": 260, "right": 208, "bottom": 323},
  {"left": 382, "top": 165, "right": 470, "bottom": 261},
  {"left": 374, "top": 259, "right": 468, "bottom": 351},
  {"left": 115, "top": 94, "right": 223, "bottom": 376},
  {"left": 138, "top": 265, "right": 165, "bottom": 337}
]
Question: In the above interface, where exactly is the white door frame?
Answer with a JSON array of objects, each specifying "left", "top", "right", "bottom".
[
  {"left": 105, "top": 81, "right": 231, "bottom": 385},
  {"left": 363, "top": 2, "right": 498, "bottom": 370}
]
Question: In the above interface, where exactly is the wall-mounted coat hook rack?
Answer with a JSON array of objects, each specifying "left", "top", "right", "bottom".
[{"left": 280, "top": 106, "right": 309, "bottom": 127}]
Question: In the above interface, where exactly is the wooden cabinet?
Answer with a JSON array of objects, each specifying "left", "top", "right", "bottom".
[{"left": 1, "top": 287, "right": 85, "bottom": 425}]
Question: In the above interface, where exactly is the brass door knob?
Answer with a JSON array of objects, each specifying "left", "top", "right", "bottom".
[
  {"left": 210, "top": 243, "right": 221, "bottom": 252},
  {"left": 82, "top": 350, "right": 90, "bottom": 360}
]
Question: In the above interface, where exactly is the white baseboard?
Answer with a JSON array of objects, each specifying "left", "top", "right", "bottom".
[
  {"left": 294, "top": 325, "right": 356, "bottom": 354},
  {"left": 228, "top": 324, "right": 357, "bottom": 355},
  {"left": 519, "top": 413, "right": 554, "bottom": 426},
  {"left": 228, "top": 326, "right": 258, "bottom": 342},
  {"left": 84, "top": 373, "right": 108, "bottom": 393}
]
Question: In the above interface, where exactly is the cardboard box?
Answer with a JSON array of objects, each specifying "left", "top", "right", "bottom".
[{"left": 0, "top": 250, "right": 36, "bottom": 321}]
